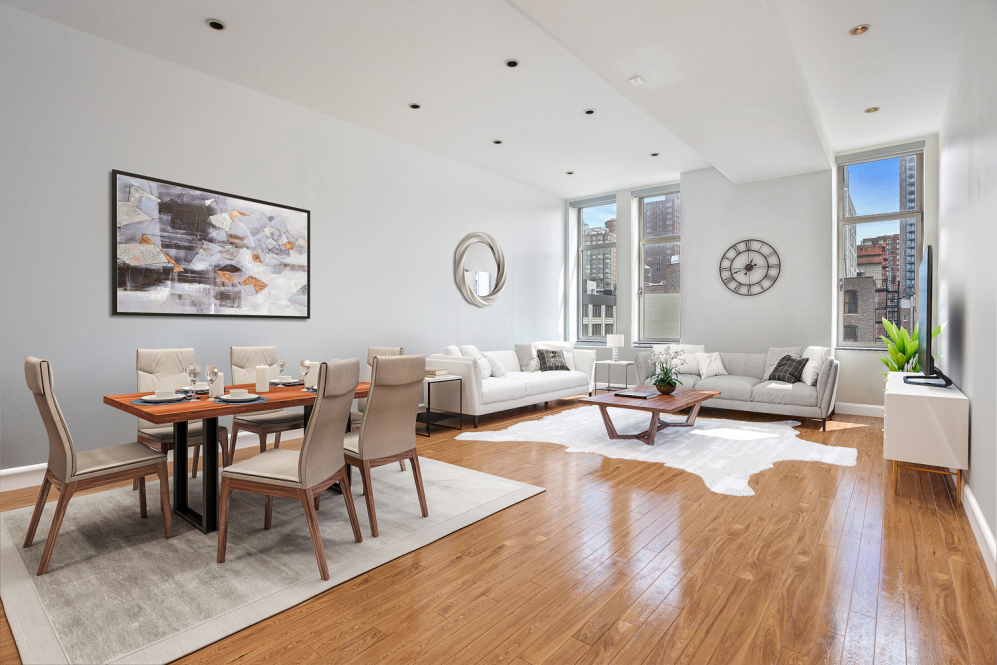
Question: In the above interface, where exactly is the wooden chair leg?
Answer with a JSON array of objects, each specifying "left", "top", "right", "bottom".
[
  {"left": 221, "top": 430, "right": 231, "bottom": 467},
  {"left": 264, "top": 495, "right": 273, "bottom": 530},
  {"left": 360, "top": 461, "right": 378, "bottom": 537},
  {"left": 217, "top": 477, "right": 233, "bottom": 564},
  {"left": 37, "top": 482, "right": 77, "bottom": 576},
  {"left": 314, "top": 493, "right": 320, "bottom": 511},
  {"left": 138, "top": 476, "right": 147, "bottom": 518},
  {"left": 274, "top": 431, "right": 282, "bottom": 449},
  {"left": 410, "top": 453, "right": 429, "bottom": 518},
  {"left": 340, "top": 472, "right": 363, "bottom": 543},
  {"left": 259, "top": 428, "right": 268, "bottom": 454},
  {"left": 298, "top": 490, "right": 330, "bottom": 580},
  {"left": 229, "top": 426, "right": 241, "bottom": 465},
  {"left": 399, "top": 460, "right": 406, "bottom": 471},
  {"left": 23, "top": 473, "right": 53, "bottom": 548},
  {"left": 157, "top": 461, "right": 172, "bottom": 538},
  {"left": 191, "top": 444, "right": 200, "bottom": 479},
  {"left": 132, "top": 479, "right": 138, "bottom": 491}
]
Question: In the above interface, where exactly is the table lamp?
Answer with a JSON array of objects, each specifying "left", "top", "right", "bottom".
[{"left": 606, "top": 334, "right": 624, "bottom": 362}]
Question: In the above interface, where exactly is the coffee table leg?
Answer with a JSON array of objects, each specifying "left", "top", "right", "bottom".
[
  {"left": 642, "top": 412, "right": 661, "bottom": 446},
  {"left": 598, "top": 406, "right": 620, "bottom": 439},
  {"left": 669, "top": 403, "right": 702, "bottom": 428}
]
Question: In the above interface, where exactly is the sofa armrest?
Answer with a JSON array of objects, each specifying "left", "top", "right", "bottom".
[
  {"left": 572, "top": 349, "right": 596, "bottom": 391},
  {"left": 816, "top": 358, "right": 839, "bottom": 418},
  {"left": 425, "top": 356, "right": 483, "bottom": 415}
]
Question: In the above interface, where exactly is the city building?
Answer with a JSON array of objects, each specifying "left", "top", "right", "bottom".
[
  {"left": 862, "top": 233, "right": 901, "bottom": 288},
  {"left": 899, "top": 154, "right": 918, "bottom": 298},
  {"left": 857, "top": 243, "right": 887, "bottom": 287}
]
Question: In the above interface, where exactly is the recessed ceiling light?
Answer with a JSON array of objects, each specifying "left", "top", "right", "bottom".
[
  {"left": 409, "top": 103, "right": 421, "bottom": 109},
  {"left": 566, "top": 171, "right": 574, "bottom": 175},
  {"left": 849, "top": 24, "right": 870, "bottom": 35},
  {"left": 650, "top": 152, "right": 659, "bottom": 157},
  {"left": 505, "top": 59, "right": 519, "bottom": 68},
  {"left": 584, "top": 109, "right": 595, "bottom": 115},
  {"left": 493, "top": 140, "right": 503, "bottom": 144},
  {"left": 206, "top": 19, "right": 226, "bottom": 31},
  {"left": 629, "top": 76, "right": 645, "bottom": 87},
  {"left": 864, "top": 106, "right": 880, "bottom": 113}
]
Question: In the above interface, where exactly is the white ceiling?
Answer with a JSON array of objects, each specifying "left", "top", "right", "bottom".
[{"left": 3, "top": 0, "right": 970, "bottom": 197}]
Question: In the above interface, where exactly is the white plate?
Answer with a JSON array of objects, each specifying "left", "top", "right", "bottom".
[
  {"left": 219, "top": 393, "right": 259, "bottom": 402},
  {"left": 142, "top": 393, "right": 187, "bottom": 403}
]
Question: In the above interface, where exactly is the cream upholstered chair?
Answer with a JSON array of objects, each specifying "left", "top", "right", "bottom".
[
  {"left": 229, "top": 346, "right": 305, "bottom": 464},
  {"left": 23, "top": 357, "right": 172, "bottom": 576},
  {"left": 136, "top": 348, "right": 231, "bottom": 474},
  {"left": 344, "top": 354, "right": 428, "bottom": 537},
  {"left": 217, "top": 359, "right": 363, "bottom": 580},
  {"left": 350, "top": 346, "right": 404, "bottom": 430}
]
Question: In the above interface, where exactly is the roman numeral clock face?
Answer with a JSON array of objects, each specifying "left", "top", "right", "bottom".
[{"left": 719, "top": 239, "right": 781, "bottom": 296}]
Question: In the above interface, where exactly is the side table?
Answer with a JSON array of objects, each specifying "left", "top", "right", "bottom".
[
  {"left": 594, "top": 360, "right": 635, "bottom": 393},
  {"left": 417, "top": 375, "right": 463, "bottom": 437}
]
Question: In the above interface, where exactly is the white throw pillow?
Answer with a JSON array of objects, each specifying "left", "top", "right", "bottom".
[
  {"left": 444, "top": 345, "right": 462, "bottom": 357},
  {"left": 763, "top": 347, "right": 802, "bottom": 380},
  {"left": 459, "top": 345, "right": 482, "bottom": 359},
  {"left": 653, "top": 344, "right": 704, "bottom": 375},
  {"left": 515, "top": 343, "right": 540, "bottom": 372},
  {"left": 563, "top": 352, "right": 576, "bottom": 371},
  {"left": 800, "top": 346, "right": 832, "bottom": 386},
  {"left": 695, "top": 352, "right": 728, "bottom": 380},
  {"left": 475, "top": 356, "right": 491, "bottom": 379},
  {"left": 482, "top": 352, "right": 505, "bottom": 378}
]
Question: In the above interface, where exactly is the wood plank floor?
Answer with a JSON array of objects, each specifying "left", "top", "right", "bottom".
[{"left": 1, "top": 399, "right": 994, "bottom": 664}]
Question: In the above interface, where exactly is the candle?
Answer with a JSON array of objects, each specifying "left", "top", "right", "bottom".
[
  {"left": 256, "top": 365, "right": 270, "bottom": 393},
  {"left": 211, "top": 372, "right": 224, "bottom": 397}
]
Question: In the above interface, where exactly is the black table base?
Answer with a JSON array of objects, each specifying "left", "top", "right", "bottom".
[{"left": 172, "top": 418, "right": 219, "bottom": 533}]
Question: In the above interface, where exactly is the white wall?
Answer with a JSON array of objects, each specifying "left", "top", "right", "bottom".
[
  {"left": 0, "top": 6, "right": 565, "bottom": 469},
  {"left": 937, "top": 0, "right": 997, "bottom": 538}
]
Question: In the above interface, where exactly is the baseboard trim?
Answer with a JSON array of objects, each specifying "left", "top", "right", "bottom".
[
  {"left": 833, "top": 402, "right": 884, "bottom": 418},
  {"left": 962, "top": 483, "right": 997, "bottom": 585},
  {"left": 0, "top": 430, "right": 303, "bottom": 493}
]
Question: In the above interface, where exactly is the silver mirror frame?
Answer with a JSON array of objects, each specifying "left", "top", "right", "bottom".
[{"left": 454, "top": 232, "right": 506, "bottom": 307}]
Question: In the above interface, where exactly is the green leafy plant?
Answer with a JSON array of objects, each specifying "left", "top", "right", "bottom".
[
  {"left": 651, "top": 347, "right": 685, "bottom": 387},
  {"left": 879, "top": 318, "right": 942, "bottom": 376}
]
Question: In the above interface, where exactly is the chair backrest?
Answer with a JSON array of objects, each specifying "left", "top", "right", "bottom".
[
  {"left": 356, "top": 355, "right": 425, "bottom": 459},
  {"left": 357, "top": 346, "right": 403, "bottom": 412},
  {"left": 298, "top": 359, "right": 359, "bottom": 488},
  {"left": 136, "top": 348, "right": 194, "bottom": 430},
  {"left": 25, "top": 357, "right": 77, "bottom": 483},
  {"left": 230, "top": 346, "right": 279, "bottom": 384}
]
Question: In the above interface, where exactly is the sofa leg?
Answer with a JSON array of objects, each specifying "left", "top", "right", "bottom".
[
  {"left": 473, "top": 416, "right": 479, "bottom": 428},
  {"left": 821, "top": 418, "right": 826, "bottom": 431}
]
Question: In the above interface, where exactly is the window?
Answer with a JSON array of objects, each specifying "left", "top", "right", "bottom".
[
  {"left": 838, "top": 148, "right": 922, "bottom": 347},
  {"left": 637, "top": 186, "right": 681, "bottom": 342},
  {"left": 575, "top": 199, "right": 617, "bottom": 341}
]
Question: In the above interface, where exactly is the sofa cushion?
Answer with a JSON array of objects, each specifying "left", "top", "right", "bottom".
[
  {"left": 752, "top": 381, "right": 819, "bottom": 407},
  {"left": 480, "top": 378, "right": 529, "bottom": 404},
  {"left": 483, "top": 350, "right": 521, "bottom": 374},
  {"left": 719, "top": 353, "right": 767, "bottom": 380},
  {"left": 505, "top": 370, "right": 589, "bottom": 396},
  {"left": 459, "top": 345, "right": 482, "bottom": 358},
  {"left": 444, "top": 345, "right": 462, "bottom": 357},
  {"left": 673, "top": 372, "right": 701, "bottom": 389},
  {"left": 695, "top": 375, "right": 759, "bottom": 401}
]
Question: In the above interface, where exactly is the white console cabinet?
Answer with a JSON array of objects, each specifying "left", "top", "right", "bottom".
[{"left": 884, "top": 372, "right": 968, "bottom": 505}]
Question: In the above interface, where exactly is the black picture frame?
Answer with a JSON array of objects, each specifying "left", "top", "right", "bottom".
[{"left": 112, "top": 170, "right": 310, "bottom": 319}]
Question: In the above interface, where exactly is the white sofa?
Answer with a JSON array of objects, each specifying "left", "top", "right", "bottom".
[{"left": 426, "top": 343, "right": 596, "bottom": 426}]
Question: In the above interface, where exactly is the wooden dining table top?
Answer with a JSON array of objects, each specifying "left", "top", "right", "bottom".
[{"left": 103, "top": 382, "right": 371, "bottom": 425}]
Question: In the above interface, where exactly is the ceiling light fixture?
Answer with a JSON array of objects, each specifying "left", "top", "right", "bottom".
[
  {"left": 584, "top": 109, "right": 595, "bottom": 115},
  {"left": 493, "top": 140, "right": 503, "bottom": 144},
  {"left": 629, "top": 76, "right": 645, "bottom": 87},
  {"left": 849, "top": 24, "right": 870, "bottom": 35},
  {"left": 650, "top": 153, "right": 659, "bottom": 157},
  {"left": 864, "top": 106, "right": 880, "bottom": 113},
  {"left": 566, "top": 171, "right": 574, "bottom": 175},
  {"left": 505, "top": 59, "right": 519, "bottom": 68},
  {"left": 206, "top": 18, "right": 226, "bottom": 31},
  {"left": 409, "top": 103, "right": 421, "bottom": 109}
]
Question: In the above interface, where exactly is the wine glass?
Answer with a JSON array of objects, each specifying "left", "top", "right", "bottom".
[
  {"left": 186, "top": 363, "right": 200, "bottom": 395},
  {"left": 276, "top": 357, "right": 286, "bottom": 383},
  {"left": 300, "top": 360, "right": 310, "bottom": 387},
  {"left": 206, "top": 364, "right": 219, "bottom": 394}
]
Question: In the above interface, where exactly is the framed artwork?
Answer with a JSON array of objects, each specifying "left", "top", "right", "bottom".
[{"left": 113, "top": 170, "right": 309, "bottom": 318}]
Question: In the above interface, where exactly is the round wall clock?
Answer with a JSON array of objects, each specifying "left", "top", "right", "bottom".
[{"left": 719, "top": 239, "right": 780, "bottom": 296}]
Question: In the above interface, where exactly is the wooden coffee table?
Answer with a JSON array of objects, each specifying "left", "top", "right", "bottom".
[{"left": 579, "top": 387, "right": 720, "bottom": 446}]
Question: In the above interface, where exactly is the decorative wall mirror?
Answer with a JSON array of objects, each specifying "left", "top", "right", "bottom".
[{"left": 454, "top": 232, "right": 506, "bottom": 307}]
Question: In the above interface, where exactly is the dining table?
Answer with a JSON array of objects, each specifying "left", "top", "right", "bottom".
[{"left": 103, "top": 381, "right": 370, "bottom": 534}]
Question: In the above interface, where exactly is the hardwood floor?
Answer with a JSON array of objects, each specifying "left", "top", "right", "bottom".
[{"left": 1, "top": 399, "right": 994, "bottom": 664}]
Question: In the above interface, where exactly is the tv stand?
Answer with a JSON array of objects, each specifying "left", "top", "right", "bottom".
[{"left": 903, "top": 368, "right": 953, "bottom": 388}]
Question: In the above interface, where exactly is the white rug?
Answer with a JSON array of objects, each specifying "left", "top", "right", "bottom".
[{"left": 457, "top": 406, "right": 857, "bottom": 496}]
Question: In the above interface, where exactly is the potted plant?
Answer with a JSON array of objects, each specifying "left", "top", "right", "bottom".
[
  {"left": 650, "top": 347, "right": 685, "bottom": 394},
  {"left": 879, "top": 318, "right": 942, "bottom": 376}
]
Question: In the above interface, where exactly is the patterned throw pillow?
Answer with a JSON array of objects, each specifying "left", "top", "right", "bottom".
[
  {"left": 763, "top": 347, "right": 802, "bottom": 380},
  {"left": 769, "top": 355, "right": 808, "bottom": 383},
  {"left": 537, "top": 349, "right": 569, "bottom": 372},
  {"left": 515, "top": 343, "right": 539, "bottom": 372},
  {"left": 694, "top": 352, "right": 728, "bottom": 380},
  {"left": 482, "top": 352, "right": 506, "bottom": 378}
]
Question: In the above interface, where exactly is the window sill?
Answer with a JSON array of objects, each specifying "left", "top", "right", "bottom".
[{"left": 834, "top": 346, "right": 887, "bottom": 352}]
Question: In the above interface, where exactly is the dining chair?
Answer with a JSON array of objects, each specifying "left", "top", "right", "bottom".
[
  {"left": 229, "top": 346, "right": 305, "bottom": 464},
  {"left": 23, "top": 357, "right": 172, "bottom": 576},
  {"left": 350, "top": 346, "right": 403, "bottom": 430},
  {"left": 136, "top": 348, "right": 231, "bottom": 474},
  {"left": 344, "top": 354, "right": 428, "bottom": 538},
  {"left": 217, "top": 359, "right": 363, "bottom": 581}
]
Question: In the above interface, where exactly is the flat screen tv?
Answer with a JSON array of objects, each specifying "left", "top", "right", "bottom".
[{"left": 904, "top": 245, "right": 952, "bottom": 387}]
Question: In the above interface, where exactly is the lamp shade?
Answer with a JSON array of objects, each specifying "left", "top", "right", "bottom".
[{"left": 606, "top": 334, "right": 625, "bottom": 349}]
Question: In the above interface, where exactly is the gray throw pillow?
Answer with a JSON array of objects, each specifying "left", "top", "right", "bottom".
[
  {"left": 763, "top": 347, "right": 802, "bottom": 380},
  {"left": 515, "top": 343, "right": 539, "bottom": 372}
]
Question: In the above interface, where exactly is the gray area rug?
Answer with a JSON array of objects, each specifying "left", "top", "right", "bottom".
[{"left": 0, "top": 458, "right": 542, "bottom": 664}]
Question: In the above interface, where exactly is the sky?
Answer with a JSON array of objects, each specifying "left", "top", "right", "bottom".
[
  {"left": 581, "top": 203, "right": 616, "bottom": 229},
  {"left": 846, "top": 157, "right": 900, "bottom": 216}
]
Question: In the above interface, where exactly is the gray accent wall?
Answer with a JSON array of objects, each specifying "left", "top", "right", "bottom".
[
  {"left": 938, "top": 0, "right": 997, "bottom": 537},
  {"left": 0, "top": 6, "right": 564, "bottom": 469}
]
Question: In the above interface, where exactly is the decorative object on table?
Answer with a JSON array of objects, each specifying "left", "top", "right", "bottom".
[
  {"left": 693, "top": 351, "right": 728, "bottom": 381},
  {"left": 651, "top": 346, "right": 688, "bottom": 394},
  {"left": 718, "top": 239, "right": 780, "bottom": 296},
  {"left": 454, "top": 231, "right": 506, "bottom": 307},
  {"left": 255, "top": 365, "right": 270, "bottom": 393},
  {"left": 537, "top": 349, "right": 569, "bottom": 372},
  {"left": 210, "top": 370, "right": 224, "bottom": 397},
  {"left": 22, "top": 357, "right": 172, "bottom": 576},
  {"left": 762, "top": 347, "right": 802, "bottom": 380},
  {"left": 457, "top": 405, "right": 856, "bottom": 496},
  {"left": 769, "top": 355, "right": 809, "bottom": 383},
  {"left": 878, "top": 318, "right": 942, "bottom": 376},
  {"left": 113, "top": 170, "right": 310, "bottom": 318},
  {"left": 606, "top": 334, "right": 624, "bottom": 362},
  {"left": 426, "top": 367, "right": 448, "bottom": 377}
]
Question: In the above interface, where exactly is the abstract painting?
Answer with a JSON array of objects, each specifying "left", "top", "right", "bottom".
[{"left": 113, "top": 171, "right": 309, "bottom": 318}]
